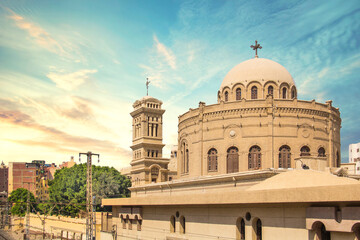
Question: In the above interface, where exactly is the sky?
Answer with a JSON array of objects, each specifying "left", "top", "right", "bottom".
[{"left": 0, "top": 0, "right": 359, "bottom": 170}]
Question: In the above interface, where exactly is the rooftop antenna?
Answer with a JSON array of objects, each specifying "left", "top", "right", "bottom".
[
  {"left": 146, "top": 77, "right": 151, "bottom": 96},
  {"left": 250, "top": 40, "right": 262, "bottom": 58}
]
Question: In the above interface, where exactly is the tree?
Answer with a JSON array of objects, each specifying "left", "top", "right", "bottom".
[
  {"left": 49, "top": 164, "right": 131, "bottom": 217},
  {"left": 8, "top": 188, "right": 36, "bottom": 216}
]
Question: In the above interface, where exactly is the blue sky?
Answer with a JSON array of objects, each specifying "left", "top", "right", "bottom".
[{"left": 0, "top": 0, "right": 359, "bottom": 169}]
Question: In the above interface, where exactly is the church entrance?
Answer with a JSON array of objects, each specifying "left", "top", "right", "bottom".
[{"left": 227, "top": 147, "right": 239, "bottom": 173}]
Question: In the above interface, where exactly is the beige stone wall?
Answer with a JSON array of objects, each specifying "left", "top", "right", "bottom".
[
  {"left": 177, "top": 97, "right": 341, "bottom": 179},
  {"left": 110, "top": 205, "right": 357, "bottom": 240}
]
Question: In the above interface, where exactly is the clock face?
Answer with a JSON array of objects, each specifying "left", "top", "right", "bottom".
[{"left": 229, "top": 130, "right": 236, "bottom": 137}]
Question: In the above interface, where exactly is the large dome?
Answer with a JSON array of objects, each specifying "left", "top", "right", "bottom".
[{"left": 220, "top": 58, "right": 295, "bottom": 90}]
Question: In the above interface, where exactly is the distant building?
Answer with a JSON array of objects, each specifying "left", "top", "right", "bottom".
[
  {"left": 349, "top": 142, "right": 360, "bottom": 175},
  {"left": 59, "top": 156, "right": 76, "bottom": 169},
  {"left": 0, "top": 161, "right": 8, "bottom": 201},
  {"left": 8, "top": 162, "right": 37, "bottom": 196}
]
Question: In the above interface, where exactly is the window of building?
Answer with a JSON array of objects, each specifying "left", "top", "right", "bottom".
[
  {"left": 279, "top": 145, "right": 291, "bottom": 168},
  {"left": 170, "top": 215, "right": 176, "bottom": 233},
  {"left": 236, "top": 88, "right": 241, "bottom": 100},
  {"left": 225, "top": 91, "right": 229, "bottom": 102},
  {"left": 251, "top": 86, "right": 258, "bottom": 99},
  {"left": 313, "top": 222, "right": 331, "bottom": 240},
  {"left": 249, "top": 146, "right": 261, "bottom": 170},
  {"left": 208, "top": 148, "right": 218, "bottom": 172},
  {"left": 136, "top": 216, "right": 141, "bottom": 231},
  {"left": 357, "top": 148, "right": 359, "bottom": 152},
  {"left": 182, "top": 142, "right": 189, "bottom": 174},
  {"left": 227, "top": 147, "right": 239, "bottom": 173},
  {"left": 300, "top": 146, "right": 311, "bottom": 156},
  {"left": 151, "top": 167, "right": 159, "bottom": 183},
  {"left": 282, "top": 87, "right": 287, "bottom": 99},
  {"left": 268, "top": 86, "right": 273, "bottom": 96},
  {"left": 291, "top": 88, "right": 296, "bottom": 99},
  {"left": 318, "top": 147, "right": 326, "bottom": 157},
  {"left": 180, "top": 216, "right": 185, "bottom": 234},
  {"left": 236, "top": 217, "right": 245, "bottom": 240},
  {"left": 128, "top": 218, "right": 132, "bottom": 230},
  {"left": 121, "top": 216, "right": 126, "bottom": 229},
  {"left": 256, "top": 219, "right": 262, "bottom": 240}
]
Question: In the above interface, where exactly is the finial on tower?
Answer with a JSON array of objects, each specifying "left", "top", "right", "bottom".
[
  {"left": 146, "top": 77, "right": 151, "bottom": 96},
  {"left": 250, "top": 40, "right": 262, "bottom": 58}
]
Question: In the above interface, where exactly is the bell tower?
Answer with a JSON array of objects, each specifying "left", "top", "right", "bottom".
[{"left": 130, "top": 96, "right": 169, "bottom": 186}]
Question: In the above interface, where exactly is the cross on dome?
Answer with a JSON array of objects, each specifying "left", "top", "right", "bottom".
[
  {"left": 250, "top": 40, "right": 262, "bottom": 58},
  {"left": 146, "top": 77, "right": 150, "bottom": 96}
]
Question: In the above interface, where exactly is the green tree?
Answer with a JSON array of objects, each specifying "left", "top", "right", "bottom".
[
  {"left": 8, "top": 188, "right": 36, "bottom": 216},
  {"left": 49, "top": 164, "right": 131, "bottom": 217}
]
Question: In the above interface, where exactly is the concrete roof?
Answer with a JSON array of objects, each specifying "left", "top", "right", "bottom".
[{"left": 103, "top": 170, "right": 360, "bottom": 206}]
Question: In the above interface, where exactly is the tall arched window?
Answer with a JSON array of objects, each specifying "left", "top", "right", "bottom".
[
  {"left": 251, "top": 86, "right": 258, "bottom": 99},
  {"left": 170, "top": 215, "right": 176, "bottom": 233},
  {"left": 318, "top": 147, "right": 326, "bottom": 157},
  {"left": 121, "top": 216, "right": 126, "bottom": 229},
  {"left": 249, "top": 146, "right": 261, "bottom": 170},
  {"left": 135, "top": 215, "right": 141, "bottom": 231},
  {"left": 279, "top": 145, "right": 291, "bottom": 168},
  {"left": 268, "top": 86, "right": 273, "bottom": 96},
  {"left": 313, "top": 222, "right": 331, "bottom": 240},
  {"left": 225, "top": 91, "right": 229, "bottom": 102},
  {"left": 151, "top": 167, "right": 159, "bottom": 183},
  {"left": 127, "top": 215, "right": 132, "bottom": 230},
  {"left": 208, "top": 148, "right": 218, "bottom": 171},
  {"left": 291, "top": 87, "right": 296, "bottom": 99},
  {"left": 336, "top": 151, "right": 340, "bottom": 167},
  {"left": 256, "top": 219, "right": 262, "bottom": 240},
  {"left": 282, "top": 87, "right": 287, "bottom": 99},
  {"left": 300, "top": 146, "right": 311, "bottom": 156},
  {"left": 227, "top": 147, "right": 239, "bottom": 173},
  {"left": 182, "top": 142, "right": 189, "bottom": 173},
  {"left": 236, "top": 88, "right": 241, "bottom": 100},
  {"left": 236, "top": 217, "right": 245, "bottom": 240},
  {"left": 180, "top": 216, "right": 185, "bottom": 234}
]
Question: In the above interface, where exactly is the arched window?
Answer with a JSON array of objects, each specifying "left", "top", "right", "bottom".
[
  {"left": 352, "top": 223, "right": 360, "bottom": 240},
  {"left": 249, "top": 146, "right": 261, "bottom": 170},
  {"left": 282, "top": 87, "right": 287, "bottom": 99},
  {"left": 256, "top": 219, "right": 262, "bottom": 240},
  {"left": 225, "top": 91, "right": 229, "bottom": 102},
  {"left": 236, "top": 88, "right": 241, "bottom": 100},
  {"left": 236, "top": 217, "right": 245, "bottom": 240},
  {"left": 135, "top": 216, "right": 141, "bottom": 231},
  {"left": 170, "top": 215, "right": 176, "bottom": 233},
  {"left": 121, "top": 216, "right": 126, "bottom": 229},
  {"left": 279, "top": 145, "right": 291, "bottom": 168},
  {"left": 180, "top": 216, "right": 185, "bottom": 234},
  {"left": 182, "top": 142, "right": 189, "bottom": 174},
  {"left": 227, "top": 147, "right": 239, "bottom": 173},
  {"left": 151, "top": 167, "right": 159, "bottom": 183},
  {"left": 313, "top": 222, "right": 331, "bottom": 240},
  {"left": 300, "top": 146, "right": 311, "bottom": 156},
  {"left": 218, "top": 91, "right": 221, "bottom": 101},
  {"left": 318, "top": 147, "right": 326, "bottom": 157},
  {"left": 291, "top": 87, "right": 296, "bottom": 99},
  {"left": 208, "top": 148, "right": 218, "bottom": 171},
  {"left": 268, "top": 86, "right": 273, "bottom": 96},
  {"left": 336, "top": 151, "right": 340, "bottom": 167},
  {"left": 251, "top": 86, "right": 258, "bottom": 99},
  {"left": 126, "top": 215, "right": 132, "bottom": 230}
]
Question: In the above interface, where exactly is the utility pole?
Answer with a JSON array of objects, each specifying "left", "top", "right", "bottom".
[
  {"left": 79, "top": 152, "right": 100, "bottom": 240},
  {"left": 25, "top": 182, "right": 32, "bottom": 240}
]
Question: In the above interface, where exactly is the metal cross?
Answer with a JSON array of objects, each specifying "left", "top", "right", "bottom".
[
  {"left": 250, "top": 40, "right": 262, "bottom": 58},
  {"left": 146, "top": 77, "right": 150, "bottom": 96}
]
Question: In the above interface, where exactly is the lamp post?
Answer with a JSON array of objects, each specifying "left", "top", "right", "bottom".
[{"left": 79, "top": 152, "right": 100, "bottom": 240}]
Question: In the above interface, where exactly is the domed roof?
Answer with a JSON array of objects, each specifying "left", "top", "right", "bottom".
[{"left": 220, "top": 58, "right": 295, "bottom": 90}]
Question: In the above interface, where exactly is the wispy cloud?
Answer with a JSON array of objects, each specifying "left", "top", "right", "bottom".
[
  {"left": 6, "top": 8, "right": 65, "bottom": 55},
  {"left": 153, "top": 35, "right": 176, "bottom": 70},
  {"left": 47, "top": 69, "right": 97, "bottom": 91}
]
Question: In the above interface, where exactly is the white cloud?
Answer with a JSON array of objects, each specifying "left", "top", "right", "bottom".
[
  {"left": 47, "top": 69, "right": 97, "bottom": 91},
  {"left": 153, "top": 35, "right": 177, "bottom": 70},
  {"left": 6, "top": 8, "right": 65, "bottom": 55}
]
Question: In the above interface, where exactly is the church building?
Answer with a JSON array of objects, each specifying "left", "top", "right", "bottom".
[{"left": 102, "top": 42, "right": 360, "bottom": 240}]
